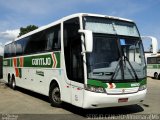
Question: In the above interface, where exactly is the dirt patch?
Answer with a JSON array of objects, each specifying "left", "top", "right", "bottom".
[{"left": 0, "top": 81, "right": 7, "bottom": 89}]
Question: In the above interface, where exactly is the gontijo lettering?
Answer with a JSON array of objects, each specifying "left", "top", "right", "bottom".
[{"left": 32, "top": 57, "right": 51, "bottom": 66}]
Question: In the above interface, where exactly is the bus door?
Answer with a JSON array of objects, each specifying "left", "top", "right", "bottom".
[{"left": 63, "top": 18, "right": 84, "bottom": 107}]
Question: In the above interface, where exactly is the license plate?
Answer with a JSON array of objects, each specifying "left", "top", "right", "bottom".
[{"left": 118, "top": 98, "right": 128, "bottom": 103}]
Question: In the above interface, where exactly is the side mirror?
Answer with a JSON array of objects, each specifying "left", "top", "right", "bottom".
[{"left": 78, "top": 30, "right": 93, "bottom": 52}]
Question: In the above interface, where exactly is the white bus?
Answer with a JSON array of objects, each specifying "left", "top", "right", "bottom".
[
  {"left": 3, "top": 13, "right": 147, "bottom": 108},
  {"left": 147, "top": 56, "right": 160, "bottom": 79},
  {"left": 142, "top": 36, "right": 159, "bottom": 78}
]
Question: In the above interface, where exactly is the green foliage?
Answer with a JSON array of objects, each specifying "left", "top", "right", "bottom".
[{"left": 18, "top": 25, "right": 38, "bottom": 37}]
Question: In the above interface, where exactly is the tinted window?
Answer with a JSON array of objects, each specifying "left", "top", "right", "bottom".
[
  {"left": 24, "top": 31, "right": 46, "bottom": 54},
  {"left": 15, "top": 37, "right": 29, "bottom": 56},
  {"left": 16, "top": 40, "right": 23, "bottom": 56},
  {"left": 5, "top": 24, "right": 61, "bottom": 57},
  {"left": 46, "top": 25, "right": 61, "bottom": 51},
  {"left": 4, "top": 45, "right": 9, "bottom": 58},
  {"left": 11, "top": 43, "right": 16, "bottom": 57},
  {"left": 147, "top": 57, "right": 157, "bottom": 64},
  {"left": 24, "top": 24, "right": 61, "bottom": 54},
  {"left": 4, "top": 43, "right": 16, "bottom": 58},
  {"left": 157, "top": 58, "right": 160, "bottom": 64}
]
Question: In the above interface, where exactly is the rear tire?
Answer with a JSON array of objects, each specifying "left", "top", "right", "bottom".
[
  {"left": 154, "top": 73, "right": 158, "bottom": 79},
  {"left": 11, "top": 76, "right": 16, "bottom": 90},
  {"left": 8, "top": 74, "right": 12, "bottom": 87},
  {"left": 49, "top": 84, "right": 62, "bottom": 107},
  {"left": 158, "top": 74, "right": 160, "bottom": 80}
]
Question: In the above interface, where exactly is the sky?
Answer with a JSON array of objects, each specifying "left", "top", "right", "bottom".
[{"left": 0, "top": 0, "right": 160, "bottom": 55}]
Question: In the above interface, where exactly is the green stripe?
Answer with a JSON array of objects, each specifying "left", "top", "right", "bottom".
[
  {"left": 55, "top": 52, "right": 60, "bottom": 68},
  {"left": 3, "top": 59, "right": 12, "bottom": 67},
  {"left": 3, "top": 52, "right": 60, "bottom": 68},
  {"left": 147, "top": 64, "right": 160, "bottom": 69},
  {"left": 87, "top": 78, "right": 147, "bottom": 88},
  {"left": 87, "top": 79, "right": 107, "bottom": 88},
  {"left": 115, "top": 83, "right": 137, "bottom": 88}
]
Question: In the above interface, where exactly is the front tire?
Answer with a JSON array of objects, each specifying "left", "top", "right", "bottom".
[{"left": 49, "top": 84, "right": 62, "bottom": 107}]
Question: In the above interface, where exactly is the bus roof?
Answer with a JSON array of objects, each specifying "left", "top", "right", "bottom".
[
  {"left": 4, "top": 41, "right": 12, "bottom": 45},
  {"left": 5, "top": 13, "right": 133, "bottom": 45}
]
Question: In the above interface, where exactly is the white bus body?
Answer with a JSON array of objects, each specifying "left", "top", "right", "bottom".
[
  {"left": 147, "top": 56, "right": 160, "bottom": 79},
  {"left": 142, "top": 36, "right": 160, "bottom": 78},
  {"left": 3, "top": 13, "right": 147, "bottom": 108}
]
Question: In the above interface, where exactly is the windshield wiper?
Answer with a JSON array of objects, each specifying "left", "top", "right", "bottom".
[
  {"left": 109, "top": 55, "right": 139, "bottom": 83},
  {"left": 109, "top": 57, "right": 122, "bottom": 83},
  {"left": 124, "top": 56, "right": 139, "bottom": 82}
]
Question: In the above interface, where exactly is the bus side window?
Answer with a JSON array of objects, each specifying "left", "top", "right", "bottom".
[
  {"left": 46, "top": 32, "right": 54, "bottom": 50},
  {"left": 157, "top": 58, "right": 160, "bottom": 64},
  {"left": 4, "top": 43, "right": 16, "bottom": 58},
  {"left": 16, "top": 40, "right": 23, "bottom": 56},
  {"left": 4, "top": 45, "right": 9, "bottom": 58},
  {"left": 147, "top": 58, "right": 151, "bottom": 64},
  {"left": 46, "top": 24, "right": 61, "bottom": 51},
  {"left": 149, "top": 57, "right": 156, "bottom": 64}
]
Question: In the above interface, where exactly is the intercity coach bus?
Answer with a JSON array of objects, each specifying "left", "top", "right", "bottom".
[{"left": 3, "top": 13, "right": 147, "bottom": 108}]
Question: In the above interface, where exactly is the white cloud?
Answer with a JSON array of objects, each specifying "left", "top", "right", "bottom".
[
  {"left": 0, "top": 29, "right": 20, "bottom": 45},
  {"left": 0, "top": 45, "right": 4, "bottom": 56},
  {"left": 0, "top": 29, "right": 19, "bottom": 55}
]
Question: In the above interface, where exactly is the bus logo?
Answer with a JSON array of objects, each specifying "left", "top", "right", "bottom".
[
  {"left": 122, "top": 89, "right": 125, "bottom": 93},
  {"left": 32, "top": 57, "right": 51, "bottom": 66}
]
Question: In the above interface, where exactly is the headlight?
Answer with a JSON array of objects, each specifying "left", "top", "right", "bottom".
[
  {"left": 139, "top": 85, "right": 147, "bottom": 91},
  {"left": 85, "top": 85, "right": 105, "bottom": 93}
]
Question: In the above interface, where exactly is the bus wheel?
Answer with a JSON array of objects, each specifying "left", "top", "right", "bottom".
[
  {"left": 8, "top": 74, "right": 12, "bottom": 87},
  {"left": 49, "top": 84, "right": 62, "bottom": 107},
  {"left": 11, "top": 76, "right": 16, "bottom": 90},
  {"left": 158, "top": 74, "right": 160, "bottom": 80},
  {"left": 154, "top": 73, "right": 158, "bottom": 79}
]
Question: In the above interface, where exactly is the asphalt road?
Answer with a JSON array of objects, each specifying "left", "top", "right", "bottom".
[{"left": 0, "top": 77, "right": 160, "bottom": 120}]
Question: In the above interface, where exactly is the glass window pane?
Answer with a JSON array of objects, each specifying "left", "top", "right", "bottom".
[
  {"left": 84, "top": 16, "right": 139, "bottom": 37},
  {"left": 114, "top": 21, "right": 139, "bottom": 37},
  {"left": 85, "top": 17, "right": 115, "bottom": 34},
  {"left": 46, "top": 24, "right": 61, "bottom": 51}
]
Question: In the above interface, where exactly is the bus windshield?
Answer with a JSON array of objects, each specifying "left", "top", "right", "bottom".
[{"left": 84, "top": 16, "right": 146, "bottom": 82}]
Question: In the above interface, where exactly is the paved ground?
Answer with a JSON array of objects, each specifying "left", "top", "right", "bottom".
[{"left": 0, "top": 77, "right": 160, "bottom": 120}]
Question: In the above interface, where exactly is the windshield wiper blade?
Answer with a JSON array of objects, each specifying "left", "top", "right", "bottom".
[
  {"left": 124, "top": 56, "right": 139, "bottom": 82},
  {"left": 109, "top": 57, "right": 122, "bottom": 83}
]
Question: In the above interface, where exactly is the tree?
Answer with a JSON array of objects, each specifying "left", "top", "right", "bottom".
[{"left": 18, "top": 25, "right": 38, "bottom": 37}]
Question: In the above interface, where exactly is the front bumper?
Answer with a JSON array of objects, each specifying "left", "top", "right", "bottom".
[{"left": 82, "top": 89, "right": 147, "bottom": 109}]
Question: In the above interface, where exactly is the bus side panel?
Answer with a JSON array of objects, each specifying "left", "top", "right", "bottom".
[
  {"left": 60, "top": 70, "right": 72, "bottom": 103},
  {"left": 3, "top": 58, "right": 15, "bottom": 83},
  {"left": 147, "top": 64, "right": 160, "bottom": 77},
  {"left": 3, "top": 67, "right": 8, "bottom": 83},
  {"left": 15, "top": 68, "right": 32, "bottom": 90},
  {"left": 28, "top": 68, "right": 62, "bottom": 96}
]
